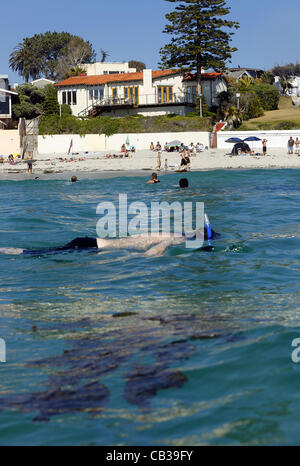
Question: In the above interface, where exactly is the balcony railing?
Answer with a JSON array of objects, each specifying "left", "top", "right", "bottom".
[{"left": 78, "top": 93, "right": 197, "bottom": 117}]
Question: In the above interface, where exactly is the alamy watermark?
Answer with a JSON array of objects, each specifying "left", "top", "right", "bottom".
[
  {"left": 291, "top": 339, "right": 300, "bottom": 363},
  {"left": 0, "top": 338, "right": 6, "bottom": 363},
  {"left": 96, "top": 195, "right": 205, "bottom": 249}
]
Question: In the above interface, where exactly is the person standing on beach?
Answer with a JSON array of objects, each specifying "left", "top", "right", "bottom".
[
  {"left": 26, "top": 152, "right": 33, "bottom": 174},
  {"left": 295, "top": 138, "right": 300, "bottom": 155},
  {"left": 288, "top": 137, "right": 295, "bottom": 154},
  {"left": 262, "top": 139, "right": 267, "bottom": 155},
  {"left": 155, "top": 152, "right": 161, "bottom": 171},
  {"left": 164, "top": 158, "right": 168, "bottom": 171}
]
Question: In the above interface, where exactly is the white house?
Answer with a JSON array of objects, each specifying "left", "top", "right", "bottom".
[
  {"left": 56, "top": 69, "right": 227, "bottom": 118},
  {"left": 0, "top": 75, "right": 17, "bottom": 124},
  {"left": 83, "top": 61, "right": 136, "bottom": 76},
  {"left": 30, "top": 78, "right": 56, "bottom": 89}
]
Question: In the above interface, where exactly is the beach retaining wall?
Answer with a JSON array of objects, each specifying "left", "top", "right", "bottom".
[
  {"left": 0, "top": 130, "right": 19, "bottom": 155},
  {"left": 37, "top": 132, "right": 210, "bottom": 156},
  {"left": 217, "top": 130, "right": 300, "bottom": 150}
]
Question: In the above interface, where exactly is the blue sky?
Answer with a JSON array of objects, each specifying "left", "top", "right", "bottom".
[{"left": 1, "top": 0, "right": 298, "bottom": 84}]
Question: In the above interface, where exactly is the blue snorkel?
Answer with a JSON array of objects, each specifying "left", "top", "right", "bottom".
[{"left": 205, "top": 213, "right": 213, "bottom": 249}]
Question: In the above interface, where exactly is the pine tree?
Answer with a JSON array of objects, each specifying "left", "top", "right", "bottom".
[
  {"left": 43, "top": 86, "right": 60, "bottom": 116},
  {"left": 160, "top": 0, "right": 239, "bottom": 116}
]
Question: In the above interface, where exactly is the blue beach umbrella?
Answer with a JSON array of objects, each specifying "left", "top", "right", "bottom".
[
  {"left": 225, "top": 137, "right": 243, "bottom": 143},
  {"left": 165, "top": 140, "right": 183, "bottom": 148},
  {"left": 244, "top": 137, "right": 261, "bottom": 142},
  {"left": 244, "top": 136, "right": 262, "bottom": 150},
  {"left": 126, "top": 136, "right": 130, "bottom": 146}
]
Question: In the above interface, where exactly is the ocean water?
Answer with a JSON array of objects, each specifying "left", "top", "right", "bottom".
[{"left": 0, "top": 169, "right": 299, "bottom": 446}]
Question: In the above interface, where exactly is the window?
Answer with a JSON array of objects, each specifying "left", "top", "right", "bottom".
[
  {"left": 89, "top": 86, "right": 104, "bottom": 101},
  {"left": 112, "top": 88, "right": 118, "bottom": 102},
  {"left": 61, "top": 89, "right": 77, "bottom": 105},
  {"left": 157, "top": 86, "right": 173, "bottom": 104},
  {"left": 186, "top": 87, "right": 196, "bottom": 103},
  {"left": 124, "top": 87, "right": 139, "bottom": 105}
]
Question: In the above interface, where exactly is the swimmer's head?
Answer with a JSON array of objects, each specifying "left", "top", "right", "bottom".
[
  {"left": 179, "top": 178, "right": 189, "bottom": 188},
  {"left": 71, "top": 176, "right": 78, "bottom": 183},
  {"left": 151, "top": 173, "right": 158, "bottom": 180}
]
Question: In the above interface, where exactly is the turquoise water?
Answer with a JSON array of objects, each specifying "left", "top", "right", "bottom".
[{"left": 0, "top": 169, "right": 300, "bottom": 446}]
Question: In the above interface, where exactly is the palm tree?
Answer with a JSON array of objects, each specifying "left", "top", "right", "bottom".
[
  {"left": 9, "top": 43, "right": 40, "bottom": 82},
  {"left": 100, "top": 49, "right": 110, "bottom": 63}
]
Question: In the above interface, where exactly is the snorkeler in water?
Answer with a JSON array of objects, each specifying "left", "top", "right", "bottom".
[{"left": 0, "top": 224, "right": 219, "bottom": 257}]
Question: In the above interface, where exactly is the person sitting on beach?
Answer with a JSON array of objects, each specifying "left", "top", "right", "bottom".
[
  {"left": 188, "top": 143, "right": 195, "bottom": 154},
  {"left": 150, "top": 142, "right": 155, "bottom": 151},
  {"left": 147, "top": 173, "right": 160, "bottom": 184},
  {"left": 0, "top": 156, "right": 4, "bottom": 164},
  {"left": 125, "top": 150, "right": 130, "bottom": 158},
  {"left": 155, "top": 142, "right": 162, "bottom": 151},
  {"left": 179, "top": 178, "right": 189, "bottom": 188},
  {"left": 196, "top": 143, "right": 204, "bottom": 153},
  {"left": 121, "top": 144, "right": 126, "bottom": 153}
]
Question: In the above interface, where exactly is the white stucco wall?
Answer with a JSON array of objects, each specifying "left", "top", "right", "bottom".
[
  {"left": 0, "top": 130, "right": 19, "bottom": 155},
  {"left": 84, "top": 62, "right": 136, "bottom": 76},
  {"left": 37, "top": 131, "right": 210, "bottom": 156},
  {"left": 217, "top": 130, "right": 300, "bottom": 149}
]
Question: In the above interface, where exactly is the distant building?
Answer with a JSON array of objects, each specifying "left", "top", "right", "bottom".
[
  {"left": 56, "top": 69, "right": 227, "bottom": 118},
  {"left": 0, "top": 75, "right": 17, "bottom": 125},
  {"left": 226, "top": 67, "right": 264, "bottom": 81},
  {"left": 30, "top": 78, "right": 55, "bottom": 88},
  {"left": 274, "top": 75, "right": 300, "bottom": 97},
  {"left": 83, "top": 62, "right": 137, "bottom": 76}
]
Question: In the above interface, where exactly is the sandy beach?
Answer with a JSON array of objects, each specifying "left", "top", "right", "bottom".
[{"left": 0, "top": 148, "right": 300, "bottom": 180}]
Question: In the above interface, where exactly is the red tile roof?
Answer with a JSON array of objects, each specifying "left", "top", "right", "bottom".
[
  {"left": 56, "top": 69, "right": 180, "bottom": 87},
  {"left": 183, "top": 72, "right": 223, "bottom": 81}
]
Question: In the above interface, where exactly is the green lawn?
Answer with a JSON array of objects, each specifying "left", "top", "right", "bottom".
[{"left": 240, "top": 97, "right": 300, "bottom": 130}]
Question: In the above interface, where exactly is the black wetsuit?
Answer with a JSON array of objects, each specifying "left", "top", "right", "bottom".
[{"left": 23, "top": 237, "right": 98, "bottom": 255}]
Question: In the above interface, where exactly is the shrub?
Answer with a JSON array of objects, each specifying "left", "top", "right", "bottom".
[
  {"left": 61, "top": 104, "right": 72, "bottom": 115},
  {"left": 274, "top": 120, "right": 299, "bottom": 130},
  {"left": 252, "top": 83, "right": 280, "bottom": 111},
  {"left": 12, "top": 83, "right": 45, "bottom": 119}
]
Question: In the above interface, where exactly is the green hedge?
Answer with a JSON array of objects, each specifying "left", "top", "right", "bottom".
[{"left": 39, "top": 114, "right": 213, "bottom": 136}]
